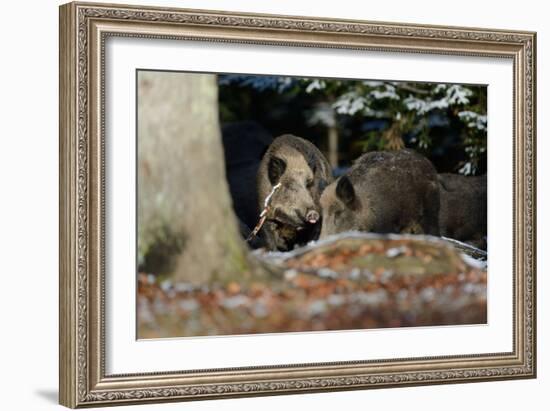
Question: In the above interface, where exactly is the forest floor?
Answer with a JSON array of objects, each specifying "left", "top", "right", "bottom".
[{"left": 138, "top": 233, "right": 487, "bottom": 339}]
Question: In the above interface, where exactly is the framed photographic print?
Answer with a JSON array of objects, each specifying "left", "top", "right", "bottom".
[{"left": 59, "top": 1, "right": 537, "bottom": 408}]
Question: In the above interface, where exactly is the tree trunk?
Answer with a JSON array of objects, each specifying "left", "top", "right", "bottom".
[
  {"left": 138, "top": 71, "right": 270, "bottom": 284},
  {"left": 327, "top": 125, "right": 339, "bottom": 169}
]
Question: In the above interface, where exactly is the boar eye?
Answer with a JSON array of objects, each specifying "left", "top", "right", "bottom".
[
  {"left": 306, "top": 179, "right": 314, "bottom": 188},
  {"left": 334, "top": 209, "right": 343, "bottom": 219}
]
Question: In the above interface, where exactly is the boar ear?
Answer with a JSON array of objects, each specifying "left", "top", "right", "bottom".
[
  {"left": 336, "top": 176, "right": 357, "bottom": 209},
  {"left": 311, "top": 163, "right": 317, "bottom": 175},
  {"left": 268, "top": 156, "right": 287, "bottom": 184}
]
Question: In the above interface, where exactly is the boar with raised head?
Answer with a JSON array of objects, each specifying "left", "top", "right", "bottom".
[
  {"left": 257, "top": 134, "right": 333, "bottom": 251},
  {"left": 438, "top": 173, "right": 487, "bottom": 250},
  {"left": 319, "top": 149, "right": 440, "bottom": 238}
]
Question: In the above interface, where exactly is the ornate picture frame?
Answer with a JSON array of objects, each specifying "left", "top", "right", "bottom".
[{"left": 59, "top": 1, "right": 536, "bottom": 408}]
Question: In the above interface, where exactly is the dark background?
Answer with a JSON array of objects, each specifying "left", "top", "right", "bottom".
[{"left": 219, "top": 75, "right": 487, "bottom": 175}]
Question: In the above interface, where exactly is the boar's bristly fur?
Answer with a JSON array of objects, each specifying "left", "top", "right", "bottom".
[
  {"left": 257, "top": 134, "right": 333, "bottom": 251},
  {"left": 438, "top": 173, "right": 487, "bottom": 250},
  {"left": 320, "top": 149, "right": 440, "bottom": 238}
]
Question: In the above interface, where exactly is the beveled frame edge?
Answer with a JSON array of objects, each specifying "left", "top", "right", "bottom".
[{"left": 59, "top": 1, "right": 536, "bottom": 408}]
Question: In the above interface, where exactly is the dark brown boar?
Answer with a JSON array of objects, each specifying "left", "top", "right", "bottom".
[
  {"left": 319, "top": 149, "right": 440, "bottom": 238},
  {"left": 438, "top": 173, "right": 487, "bottom": 250},
  {"left": 257, "top": 134, "right": 333, "bottom": 251}
]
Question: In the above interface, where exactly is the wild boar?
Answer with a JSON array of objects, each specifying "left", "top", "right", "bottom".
[
  {"left": 438, "top": 173, "right": 487, "bottom": 250},
  {"left": 257, "top": 134, "right": 333, "bottom": 251},
  {"left": 319, "top": 149, "right": 440, "bottom": 238}
]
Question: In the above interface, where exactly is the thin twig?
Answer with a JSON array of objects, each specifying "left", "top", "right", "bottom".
[
  {"left": 391, "top": 82, "right": 430, "bottom": 95},
  {"left": 247, "top": 183, "right": 282, "bottom": 242}
]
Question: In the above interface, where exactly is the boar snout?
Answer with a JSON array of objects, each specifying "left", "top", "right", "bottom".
[{"left": 306, "top": 210, "right": 320, "bottom": 224}]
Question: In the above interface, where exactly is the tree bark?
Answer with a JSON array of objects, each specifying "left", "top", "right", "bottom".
[
  {"left": 327, "top": 125, "right": 339, "bottom": 169},
  {"left": 138, "top": 71, "right": 270, "bottom": 284}
]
